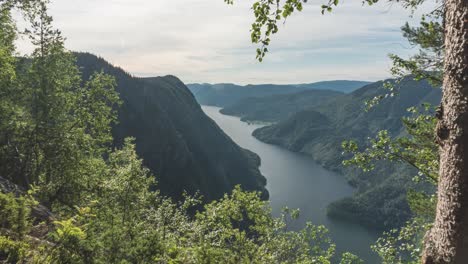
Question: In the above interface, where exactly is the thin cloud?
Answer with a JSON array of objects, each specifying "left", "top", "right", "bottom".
[{"left": 14, "top": 0, "right": 435, "bottom": 84}]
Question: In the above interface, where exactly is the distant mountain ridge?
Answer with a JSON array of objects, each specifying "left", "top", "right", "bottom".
[
  {"left": 187, "top": 81, "right": 371, "bottom": 107},
  {"left": 220, "top": 89, "right": 344, "bottom": 122},
  {"left": 75, "top": 52, "right": 268, "bottom": 201},
  {"left": 253, "top": 78, "right": 441, "bottom": 170},
  {"left": 294, "top": 80, "right": 373, "bottom": 93},
  {"left": 251, "top": 77, "right": 441, "bottom": 229}
]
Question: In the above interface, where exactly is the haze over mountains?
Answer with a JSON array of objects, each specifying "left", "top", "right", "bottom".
[
  {"left": 75, "top": 53, "right": 268, "bottom": 201},
  {"left": 187, "top": 81, "right": 371, "bottom": 107},
  {"left": 220, "top": 89, "right": 344, "bottom": 123}
]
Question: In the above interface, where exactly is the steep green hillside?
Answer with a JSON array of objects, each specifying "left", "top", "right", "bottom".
[
  {"left": 187, "top": 81, "right": 370, "bottom": 107},
  {"left": 253, "top": 78, "right": 441, "bottom": 229},
  {"left": 75, "top": 53, "right": 268, "bottom": 201},
  {"left": 220, "top": 89, "right": 343, "bottom": 122}
]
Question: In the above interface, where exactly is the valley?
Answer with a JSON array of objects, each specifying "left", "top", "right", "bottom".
[
  {"left": 0, "top": 0, "right": 456, "bottom": 262},
  {"left": 204, "top": 78, "right": 440, "bottom": 231},
  {"left": 202, "top": 106, "right": 380, "bottom": 262}
]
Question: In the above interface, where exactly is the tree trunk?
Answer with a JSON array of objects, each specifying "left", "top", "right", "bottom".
[{"left": 422, "top": 1, "right": 468, "bottom": 263}]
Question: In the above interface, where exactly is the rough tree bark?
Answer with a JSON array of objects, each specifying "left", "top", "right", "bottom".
[{"left": 422, "top": 1, "right": 468, "bottom": 263}]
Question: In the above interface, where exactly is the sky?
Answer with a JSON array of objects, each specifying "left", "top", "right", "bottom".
[{"left": 14, "top": 0, "right": 435, "bottom": 84}]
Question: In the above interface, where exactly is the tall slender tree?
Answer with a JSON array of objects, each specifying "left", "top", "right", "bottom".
[
  {"left": 0, "top": 0, "right": 120, "bottom": 207},
  {"left": 422, "top": 1, "right": 468, "bottom": 263}
]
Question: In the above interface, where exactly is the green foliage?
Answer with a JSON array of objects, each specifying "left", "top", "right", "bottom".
[
  {"left": 224, "top": 0, "right": 430, "bottom": 61},
  {"left": 0, "top": 191, "right": 36, "bottom": 263},
  {"left": 224, "top": 0, "right": 308, "bottom": 61},
  {"left": 365, "top": 8, "right": 443, "bottom": 108},
  {"left": 0, "top": 235, "right": 29, "bottom": 263},
  {"left": 225, "top": 0, "right": 441, "bottom": 262},
  {"left": 47, "top": 219, "right": 88, "bottom": 264},
  {"left": 335, "top": 103, "right": 438, "bottom": 263},
  {"left": 1, "top": 6, "right": 274, "bottom": 263},
  {"left": 0, "top": 5, "right": 15, "bottom": 83},
  {"left": 78, "top": 178, "right": 341, "bottom": 263},
  {"left": 389, "top": 11, "right": 443, "bottom": 87},
  {"left": 192, "top": 186, "right": 337, "bottom": 263},
  {"left": 372, "top": 218, "right": 431, "bottom": 264},
  {"left": 0, "top": 139, "right": 355, "bottom": 263},
  {"left": 337, "top": 6, "right": 441, "bottom": 259},
  {"left": 0, "top": 192, "right": 36, "bottom": 238},
  {"left": 254, "top": 77, "right": 439, "bottom": 230},
  {"left": 1, "top": 1, "right": 444, "bottom": 263},
  {"left": 342, "top": 105, "right": 438, "bottom": 262},
  {"left": 339, "top": 252, "right": 364, "bottom": 264},
  {"left": 0, "top": 1, "right": 120, "bottom": 207},
  {"left": 343, "top": 105, "right": 438, "bottom": 184},
  {"left": 342, "top": 105, "right": 438, "bottom": 214},
  {"left": 4, "top": 178, "right": 349, "bottom": 263}
]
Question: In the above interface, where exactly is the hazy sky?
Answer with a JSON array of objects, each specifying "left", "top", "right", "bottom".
[{"left": 15, "top": 0, "right": 434, "bottom": 84}]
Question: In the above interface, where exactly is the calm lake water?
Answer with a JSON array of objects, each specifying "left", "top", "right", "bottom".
[{"left": 202, "top": 105, "right": 380, "bottom": 263}]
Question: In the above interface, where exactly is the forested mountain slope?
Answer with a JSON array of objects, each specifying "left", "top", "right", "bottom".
[
  {"left": 220, "top": 89, "right": 344, "bottom": 122},
  {"left": 75, "top": 53, "right": 268, "bottom": 201},
  {"left": 253, "top": 78, "right": 441, "bottom": 229},
  {"left": 253, "top": 78, "right": 440, "bottom": 169},
  {"left": 294, "top": 81, "right": 372, "bottom": 93},
  {"left": 187, "top": 80, "right": 370, "bottom": 107}
]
